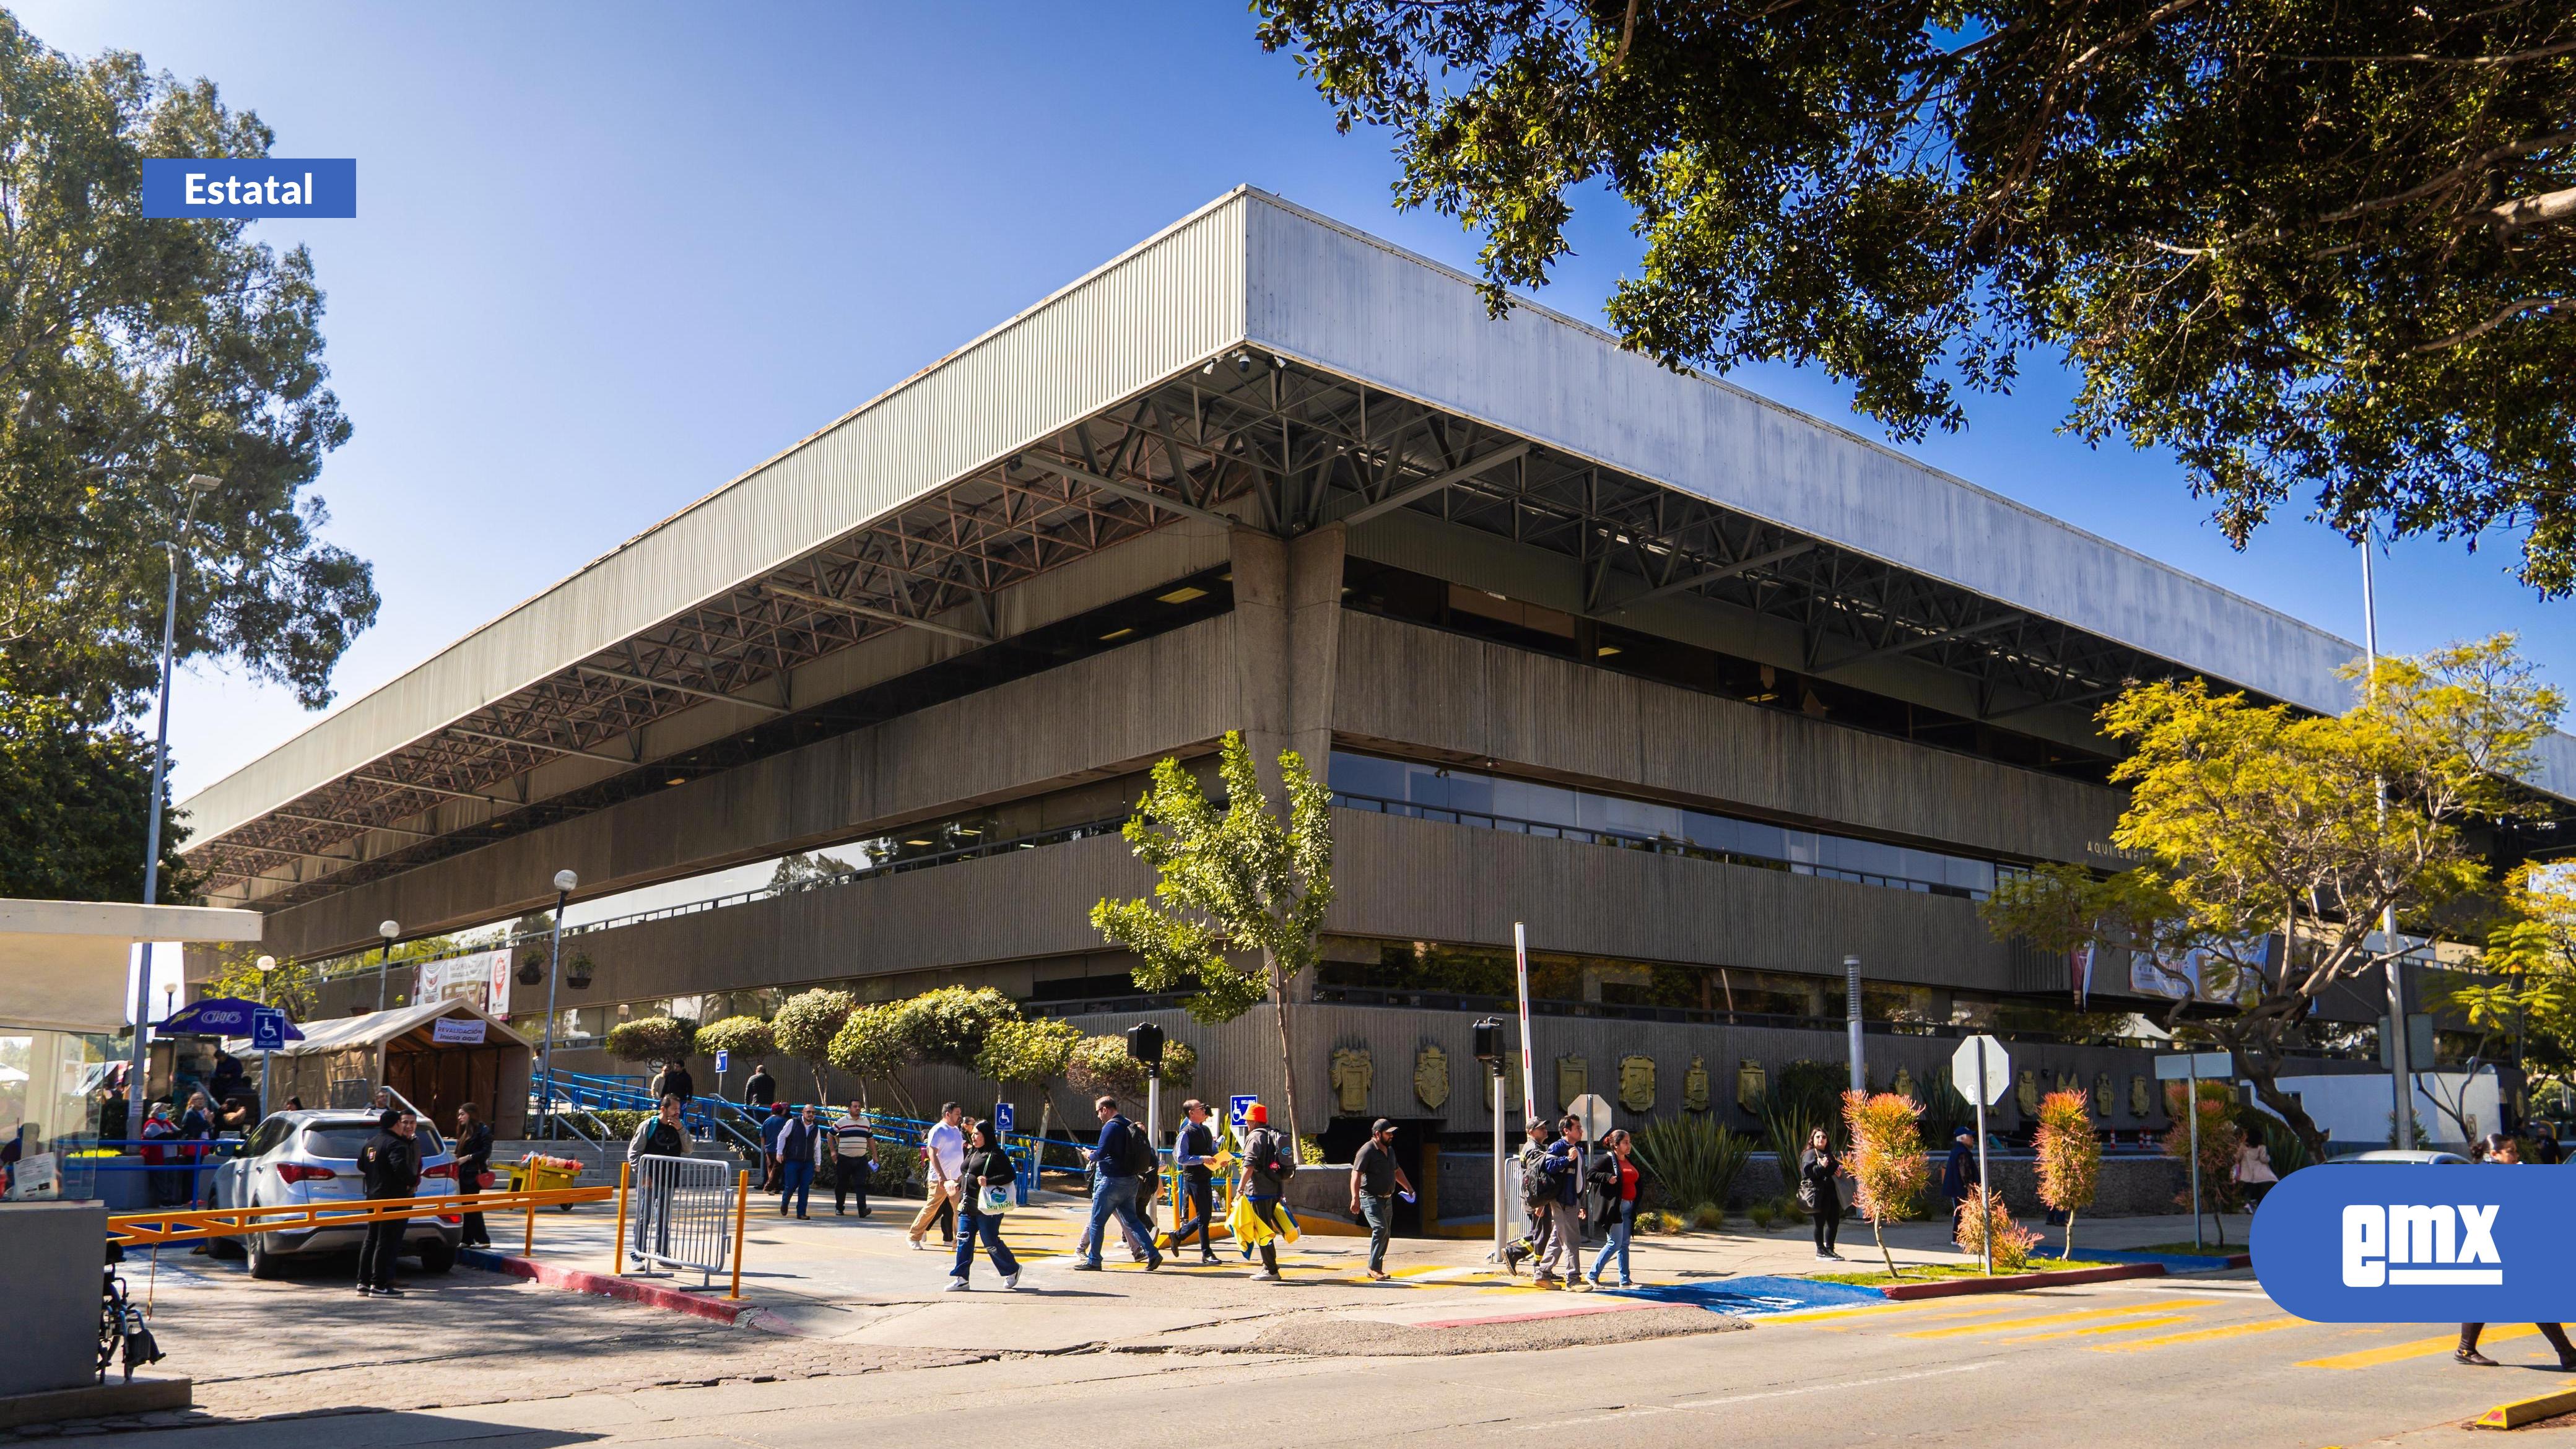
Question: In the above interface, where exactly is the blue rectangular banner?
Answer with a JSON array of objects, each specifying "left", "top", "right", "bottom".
[{"left": 142, "top": 158, "right": 355, "bottom": 218}]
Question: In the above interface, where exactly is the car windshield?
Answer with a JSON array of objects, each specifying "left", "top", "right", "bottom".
[{"left": 300, "top": 1121, "right": 446, "bottom": 1159}]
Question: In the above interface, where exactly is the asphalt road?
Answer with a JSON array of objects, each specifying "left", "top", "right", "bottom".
[{"left": 55, "top": 1272, "right": 2554, "bottom": 1449}]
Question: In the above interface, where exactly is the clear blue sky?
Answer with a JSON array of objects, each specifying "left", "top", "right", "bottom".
[{"left": 19, "top": 1, "right": 2567, "bottom": 809}]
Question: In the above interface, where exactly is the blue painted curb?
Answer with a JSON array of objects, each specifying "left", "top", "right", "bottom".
[{"left": 2058, "top": 1247, "right": 2248, "bottom": 1272}]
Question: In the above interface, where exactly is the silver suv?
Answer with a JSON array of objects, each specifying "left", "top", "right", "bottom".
[{"left": 207, "top": 1110, "right": 461, "bottom": 1279}]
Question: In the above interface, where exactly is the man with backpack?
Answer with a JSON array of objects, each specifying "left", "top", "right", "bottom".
[
  {"left": 1075, "top": 1095, "right": 1162, "bottom": 1273},
  {"left": 1505, "top": 1118, "right": 1557, "bottom": 1274},
  {"left": 626, "top": 1093, "right": 691, "bottom": 1267},
  {"left": 1535, "top": 1113, "right": 1592, "bottom": 1289},
  {"left": 1164, "top": 1099, "right": 1221, "bottom": 1264},
  {"left": 1236, "top": 1102, "right": 1297, "bottom": 1281}
]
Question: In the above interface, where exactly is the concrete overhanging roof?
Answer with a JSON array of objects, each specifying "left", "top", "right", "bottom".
[
  {"left": 0, "top": 899, "right": 263, "bottom": 1034},
  {"left": 178, "top": 186, "right": 2574, "bottom": 864}
]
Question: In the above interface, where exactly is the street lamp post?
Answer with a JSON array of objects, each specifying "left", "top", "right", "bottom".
[
  {"left": 125, "top": 472, "right": 225, "bottom": 1145},
  {"left": 2361, "top": 523, "right": 2417, "bottom": 1150},
  {"left": 374, "top": 920, "right": 401, "bottom": 1014},
  {"left": 539, "top": 869, "right": 577, "bottom": 1135},
  {"left": 256, "top": 955, "right": 277, "bottom": 1112}
]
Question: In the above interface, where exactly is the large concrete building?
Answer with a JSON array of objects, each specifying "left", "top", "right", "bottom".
[{"left": 179, "top": 189, "right": 2573, "bottom": 1155}]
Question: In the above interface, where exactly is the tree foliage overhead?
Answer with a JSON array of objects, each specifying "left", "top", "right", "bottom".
[
  {"left": 0, "top": 692, "right": 188, "bottom": 900},
  {"left": 1255, "top": 0, "right": 2576, "bottom": 591},
  {"left": 0, "top": 14, "right": 372, "bottom": 718},
  {"left": 1983, "top": 634, "right": 2562, "bottom": 1159}
]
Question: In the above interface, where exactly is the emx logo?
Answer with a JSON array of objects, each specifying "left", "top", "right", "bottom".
[
  {"left": 2341, "top": 1204, "right": 2502, "bottom": 1287},
  {"left": 2255, "top": 1167, "right": 2568, "bottom": 1321}
]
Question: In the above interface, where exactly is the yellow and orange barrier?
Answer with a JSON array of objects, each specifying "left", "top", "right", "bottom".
[{"left": 108, "top": 1185, "right": 612, "bottom": 1248}]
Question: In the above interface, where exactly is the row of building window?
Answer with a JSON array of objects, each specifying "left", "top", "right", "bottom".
[{"left": 1327, "top": 751, "right": 2006, "bottom": 899}]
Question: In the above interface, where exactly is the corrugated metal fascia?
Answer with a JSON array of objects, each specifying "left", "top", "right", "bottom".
[{"left": 183, "top": 193, "right": 1256, "bottom": 844}]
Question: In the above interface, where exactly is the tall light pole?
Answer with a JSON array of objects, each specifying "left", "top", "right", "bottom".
[
  {"left": 374, "top": 920, "right": 401, "bottom": 1013},
  {"left": 540, "top": 869, "right": 577, "bottom": 1135},
  {"left": 126, "top": 472, "right": 225, "bottom": 1145},
  {"left": 256, "top": 955, "right": 277, "bottom": 1112},
  {"left": 2361, "top": 521, "right": 2417, "bottom": 1149}
]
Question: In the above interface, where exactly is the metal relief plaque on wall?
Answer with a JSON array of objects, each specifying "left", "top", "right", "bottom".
[
  {"left": 1331, "top": 1047, "right": 1374, "bottom": 1114},
  {"left": 1557, "top": 1055, "right": 1588, "bottom": 1111},
  {"left": 1735, "top": 1058, "right": 1765, "bottom": 1115},
  {"left": 1617, "top": 1055, "right": 1655, "bottom": 1114},
  {"left": 1414, "top": 1044, "right": 1451, "bottom": 1110},
  {"left": 1683, "top": 1057, "right": 1711, "bottom": 1113},
  {"left": 2016, "top": 1068, "right": 2040, "bottom": 1115}
]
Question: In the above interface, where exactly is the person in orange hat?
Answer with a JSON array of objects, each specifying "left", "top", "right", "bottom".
[{"left": 1237, "top": 1102, "right": 1297, "bottom": 1281}]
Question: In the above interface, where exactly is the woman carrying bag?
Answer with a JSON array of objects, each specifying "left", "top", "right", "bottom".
[
  {"left": 453, "top": 1103, "right": 495, "bottom": 1248},
  {"left": 1799, "top": 1127, "right": 1849, "bottom": 1262},
  {"left": 947, "top": 1119, "right": 1022, "bottom": 1292}
]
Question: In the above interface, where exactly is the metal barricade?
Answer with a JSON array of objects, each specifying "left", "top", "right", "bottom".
[{"left": 627, "top": 1153, "right": 734, "bottom": 1286}]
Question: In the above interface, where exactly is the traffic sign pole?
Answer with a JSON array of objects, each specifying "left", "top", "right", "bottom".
[
  {"left": 1951, "top": 1034, "right": 2009, "bottom": 1276},
  {"left": 1975, "top": 1050, "right": 1991, "bottom": 1274},
  {"left": 2188, "top": 1060, "right": 2203, "bottom": 1252}
]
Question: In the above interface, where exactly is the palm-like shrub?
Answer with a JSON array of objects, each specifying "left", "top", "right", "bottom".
[
  {"left": 2033, "top": 1089, "right": 2101, "bottom": 1259},
  {"left": 1629, "top": 1115, "right": 1751, "bottom": 1212},
  {"left": 1954, "top": 1185, "right": 2042, "bottom": 1274},
  {"left": 1843, "top": 1089, "right": 1930, "bottom": 1278},
  {"left": 2163, "top": 1079, "right": 2246, "bottom": 1245}
]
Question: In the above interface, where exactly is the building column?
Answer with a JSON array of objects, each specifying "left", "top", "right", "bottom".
[{"left": 1230, "top": 523, "right": 1344, "bottom": 800}]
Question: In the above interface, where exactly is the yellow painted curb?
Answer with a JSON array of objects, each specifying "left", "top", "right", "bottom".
[{"left": 2474, "top": 1385, "right": 2576, "bottom": 1430}]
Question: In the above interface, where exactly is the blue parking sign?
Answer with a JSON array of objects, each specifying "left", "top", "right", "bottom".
[
  {"left": 1229, "top": 1094, "right": 1257, "bottom": 1129},
  {"left": 250, "top": 1007, "right": 287, "bottom": 1052},
  {"left": 713, "top": 1049, "right": 729, "bottom": 1076},
  {"left": 995, "top": 1102, "right": 1015, "bottom": 1134}
]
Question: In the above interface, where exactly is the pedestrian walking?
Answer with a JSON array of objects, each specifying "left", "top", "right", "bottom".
[
  {"left": 1504, "top": 1118, "right": 1558, "bottom": 1274},
  {"left": 2457, "top": 1135, "right": 2576, "bottom": 1368},
  {"left": 757, "top": 1102, "right": 790, "bottom": 1193},
  {"left": 354, "top": 1108, "right": 419, "bottom": 1298},
  {"left": 177, "top": 1091, "right": 215, "bottom": 1210},
  {"left": 1799, "top": 1127, "right": 1847, "bottom": 1261},
  {"left": 1942, "top": 1127, "right": 1980, "bottom": 1218},
  {"left": 1586, "top": 1128, "right": 1641, "bottom": 1287},
  {"left": 2232, "top": 1136, "right": 2277, "bottom": 1209},
  {"left": 648, "top": 1058, "right": 695, "bottom": 1112},
  {"left": 140, "top": 1103, "right": 185, "bottom": 1208},
  {"left": 1536, "top": 1113, "right": 1591, "bottom": 1289},
  {"left": 1166, "top": 1100, "right": 1221, "bottom": 1263},
  {"left": 453, "top": 1103, "right": 494, "bottom": 1248},
  {"left": 1349, "top": 1118, "right": 1413, "bottom": 1281},
  {"left": 777, "top": 1105, "right": 824, "bottom": 1219},
  {"left": 832, "top": 1103, "right": 874, "bottom": 1217},
  {"left": 626, "top": 1093, "right": 690, "bottom": 1268},
  {"left": 947, "top": 1119, "right": 1023, "bottom": 1291},
  {"left": 908, "top": 1102, "right": 965, "bottom": 1249},
  {"left": 742, "top": 1063, "right": 777, "bottom": 1109},
  {"left": 1075, "top": 1095, "right": 1164, "bottom": 1272},
  {"left": 1234, "top": 1102, "right": 1296, "bottom": 1281}
]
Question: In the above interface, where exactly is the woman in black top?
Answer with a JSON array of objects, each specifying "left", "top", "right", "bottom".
[
  {"left": 1800, "top": 1127, "right": 1848, "bottom": 1261},
  {"left": 453, "top": 1103, "right": 495, "bottom": 1247},
  {"left": 948, "top": 1120, "right": 1022, "bottom": 1291}
]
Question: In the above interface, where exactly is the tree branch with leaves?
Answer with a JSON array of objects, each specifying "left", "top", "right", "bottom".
[{"left": 1091, "top": 731, "right": 1334, "bottom": 1142}]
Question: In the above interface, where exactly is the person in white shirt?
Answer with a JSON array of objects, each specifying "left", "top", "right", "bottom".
[{"left": 908, "top": 1102, "right": 965, "bottom": 1249}]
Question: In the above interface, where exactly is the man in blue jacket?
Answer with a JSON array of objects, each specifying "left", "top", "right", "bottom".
[
  {"left": 1075, "top": 1095, "right": 1162, "bottom": 1273},
  {"left": 1943, "top": 1127, "right": 1980, "bottom": 1218},
  {"left": 1535, "top": 1113, "right": 1591, "bottom": 1289}
]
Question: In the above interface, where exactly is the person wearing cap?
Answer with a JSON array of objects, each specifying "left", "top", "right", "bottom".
[
  {"left": 1941, "top": 1126, "right": 1980, "bottom": 1219},
  {"left": 1236, "top": 1102, "right": 1297, "bottom": 1281},
  {"left": 1349, "top": 1118, "right": 1414, "bottom": 1281}
]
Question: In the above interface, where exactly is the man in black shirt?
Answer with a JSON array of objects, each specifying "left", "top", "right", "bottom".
[
  {"left": 742, "top": 1064, "right": 777, "bottom": 1109},
  {"left": 355, "top": 1108, "right": 420, "bottom": 1298},
  {"left": 1166, "top": 1100, "right": 1220, "bottom": 1264},
  {"left": 1348, "top": 1118, "right": 1414, "bottom": 1281},
  {"left": 648, "top": 1059, "right": 695, "bottom": 1108}
]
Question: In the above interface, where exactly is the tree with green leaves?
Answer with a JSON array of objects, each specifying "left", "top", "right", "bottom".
[
  {"left": 2433, "top": 861, "right": 2576, "bottom": 1133},
  {"left": 826, "top": 1002, "right": 912, "bottom": 1116},
  {"left": 604, "top": 1016, "right": 694, "bottom": 1071},
  {"left": 975, "top": 1016, "right": 1080, "bottom": 1147},
  {"left": 0, "top": 695, "right": 188, "bottom": 900},
  {"left": 693, "top": 1016, "right": 775, "bottom": 1066},
  {"left": 1984, "top": 635, "right": 2561, "bottom": 1161},
  {"left": 1063, "top": 1033, "right": 1198, "bottom": 1100},
  {"left": 1092, "top": 731, "right": 1334, "bottom": 1141},
  {"left": 1255, "top": 1, "right": 2576, "bottom": 592},
  {"left": 198, "top": 942, "right": 318, "bottom": 1020},
  {"left": 890, "top": 986, "right": 1023, "bottom": 1070},
  {"left": 1, "top": 14, "right": 373, "bottom": 719},
  {"left": 772, "top": 988, "right": 856, "bottom": 1104}
]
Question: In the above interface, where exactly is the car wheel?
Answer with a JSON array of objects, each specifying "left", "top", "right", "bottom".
[
  {"left": 245, "top": 1232, "right": 282, "bottom": 1279},
  {"left": 416, "top": 1236, "right": 456, "bottom": 1274}
]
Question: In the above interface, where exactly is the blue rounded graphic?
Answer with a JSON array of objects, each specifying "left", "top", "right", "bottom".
[{"left": 2252, "top": 1161, "right": 2576, "bottom": 1322}]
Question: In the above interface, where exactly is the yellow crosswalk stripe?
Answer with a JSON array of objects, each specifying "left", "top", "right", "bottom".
[
  {"left": 1998, "top": 1313, "right": 2194, "bottom": 1344},
  {"left": 2089, "top": 1317, "right": 2302, "bottom": 1352},
  {"left": 1904, "top": 1299, "right": 2206, "bottom": 1339},
  {"left": 2299, "top": 1325, "right": 2537, "bottom": 1370}
]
